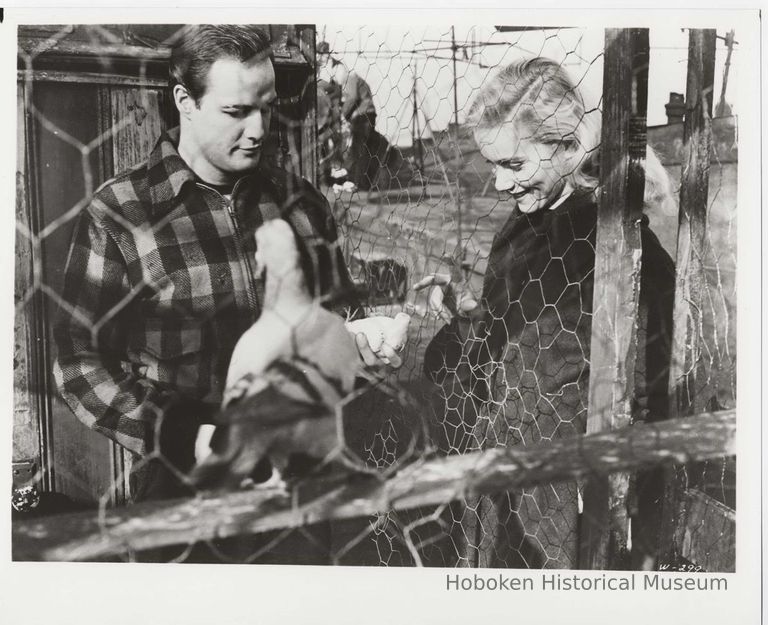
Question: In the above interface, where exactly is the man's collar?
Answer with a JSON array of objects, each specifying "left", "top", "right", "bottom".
[{"left": 146, "top": 127, "right": 198, "bottom": 212}]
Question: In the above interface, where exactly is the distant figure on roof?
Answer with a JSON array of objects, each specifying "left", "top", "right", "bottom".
[
  {"left": 327, "top": 54, "right": 379, "bottom": 193},
  {"left": 316, "top": 41, "right": 347, "bottom": 189}
]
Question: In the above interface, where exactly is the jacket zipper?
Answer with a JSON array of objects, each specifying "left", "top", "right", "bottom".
[{"left": 196, "top": 181, "right": 260, "bottom": 320}]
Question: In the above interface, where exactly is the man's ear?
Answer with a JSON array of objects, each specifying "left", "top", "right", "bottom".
[{"left": 173, "top": 84, "right": 195, "bottom": 118}]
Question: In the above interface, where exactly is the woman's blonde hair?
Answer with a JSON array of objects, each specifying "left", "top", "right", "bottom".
[{"left": 467, "top": 57, "right": 675, "bottom": 213}]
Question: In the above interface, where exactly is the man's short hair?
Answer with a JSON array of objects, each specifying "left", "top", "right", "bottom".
[{"left": 170, "top": 25, "right": 272, "bottom": 103}]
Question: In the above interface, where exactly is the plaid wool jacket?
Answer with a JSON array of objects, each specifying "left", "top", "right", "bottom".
[{"left": 53, "top": 129, "right": 357, "bottom": 457}]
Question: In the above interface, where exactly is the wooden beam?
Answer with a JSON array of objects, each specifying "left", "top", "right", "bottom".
[
  {"left": 17, "top": 37, "right": 171, "bottom": 61},
  {"left": 17, "top": 33, "right": 311, "bottom": 67},
  {"left": 17, "top": 69, "right": 169, "bottom": 88},
  {"left": 12, "top": 409, "right": 734, "bottom": 562},
  {"left": 580, "top": 28, "right": 649, "bottom": 571}
]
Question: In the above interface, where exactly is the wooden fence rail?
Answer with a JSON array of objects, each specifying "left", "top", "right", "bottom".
[{"left": 13, "top": 409, "right": 734, "bottom": 562}]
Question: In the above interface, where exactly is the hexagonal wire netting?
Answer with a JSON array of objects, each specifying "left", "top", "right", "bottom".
[{"left": 14, "top": 24, "right": 736, "bottom": 568}]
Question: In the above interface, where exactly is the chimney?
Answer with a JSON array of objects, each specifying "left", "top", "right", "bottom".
[{"left": 665, "top": 92, "right": 685, "bottom": 125}]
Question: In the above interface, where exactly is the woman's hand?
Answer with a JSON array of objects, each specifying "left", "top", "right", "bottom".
[
  {"left": 195, "top": 423, "right": 216, "bottom": 465},
  {"left": 417, "top": 270, "right": 488, "bottom": 387},
  {"left": 413, "top": 272, "right": 480, "bottom": 324}
]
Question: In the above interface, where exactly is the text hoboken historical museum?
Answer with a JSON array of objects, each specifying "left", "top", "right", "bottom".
[{"left": 445, "top": 573, "right": 728, "bottom": 592}]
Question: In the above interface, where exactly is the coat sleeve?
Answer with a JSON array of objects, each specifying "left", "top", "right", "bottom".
[
  {"left": 423, "top": 311, "right": 494, "bottom": 454},
  {"left": 52, "top": 203, "right": 184, "bottom": 457},
  {"left": 634, "top": 224, "right": 676, "bottom": 423}
]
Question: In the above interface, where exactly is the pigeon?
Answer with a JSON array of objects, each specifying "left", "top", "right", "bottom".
[{"left": 189, "top": 219, "right": 363, "bottom": 490}]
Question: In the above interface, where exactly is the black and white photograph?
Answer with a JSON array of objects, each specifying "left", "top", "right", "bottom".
[{"left": 2, "top": 6, "right": 762, "bottom": 625}]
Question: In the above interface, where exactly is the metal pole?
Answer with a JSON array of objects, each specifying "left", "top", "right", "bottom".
[
  {"left": 412, "top": 59, "right": 424, "bottom": 175},
  {"left": 715, "top": 29, "right": 735, "bottom": 117},
  {"left": 451, "top": 26, "right": 464, "bottom": 267},
  {"left": 452, "top": 26, "right": 459, "bottom": 130},
  {"left": 412, "top": 59, "right": 417, "bottom": 162}
]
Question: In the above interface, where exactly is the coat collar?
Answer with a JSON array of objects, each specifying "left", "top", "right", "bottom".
[
  {"left": 146, "top": 127, "right": 267, "bottom": 217},
  {"left": 144, "top": 128, "right": 325, "bottom": 222}
]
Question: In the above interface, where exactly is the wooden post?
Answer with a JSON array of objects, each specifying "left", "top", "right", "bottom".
[
  {"left": 22, "top": 79, "right": 57, "bottom": 495},
  {"left": 668, "top": 29, "right": 717, "bottom": 418},
  {"left": 579, "top": 28, "right": 649, "bottom": 570},
  {"left": 659, "top": 28, "right": 717, "bottom": 565},
  {"left": 299, "top": 25, "right": 318, "bottom": 186},
  {"left": 14, "top": 83, "right": 41, "bottom": 470},
  {"left": 106, "top": 85, "right": 169, "bottom": 505}
]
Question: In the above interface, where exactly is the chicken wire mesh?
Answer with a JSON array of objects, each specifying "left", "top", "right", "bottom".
[{"left": 13, "top": 23, "right": 737, "bottom": 570}]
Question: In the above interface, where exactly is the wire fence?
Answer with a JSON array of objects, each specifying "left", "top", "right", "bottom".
[{"left": 13, "top": 23, "right": 737, "bottom": 571}]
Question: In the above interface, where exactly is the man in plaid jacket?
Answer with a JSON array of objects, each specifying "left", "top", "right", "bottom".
[{"left": 53, "top": 25, "right": 396, "bottom": 503}]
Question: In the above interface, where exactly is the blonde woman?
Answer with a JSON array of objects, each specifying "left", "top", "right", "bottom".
[{"left": 417, "top": 57, "right": 676, "bottom": 569}]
